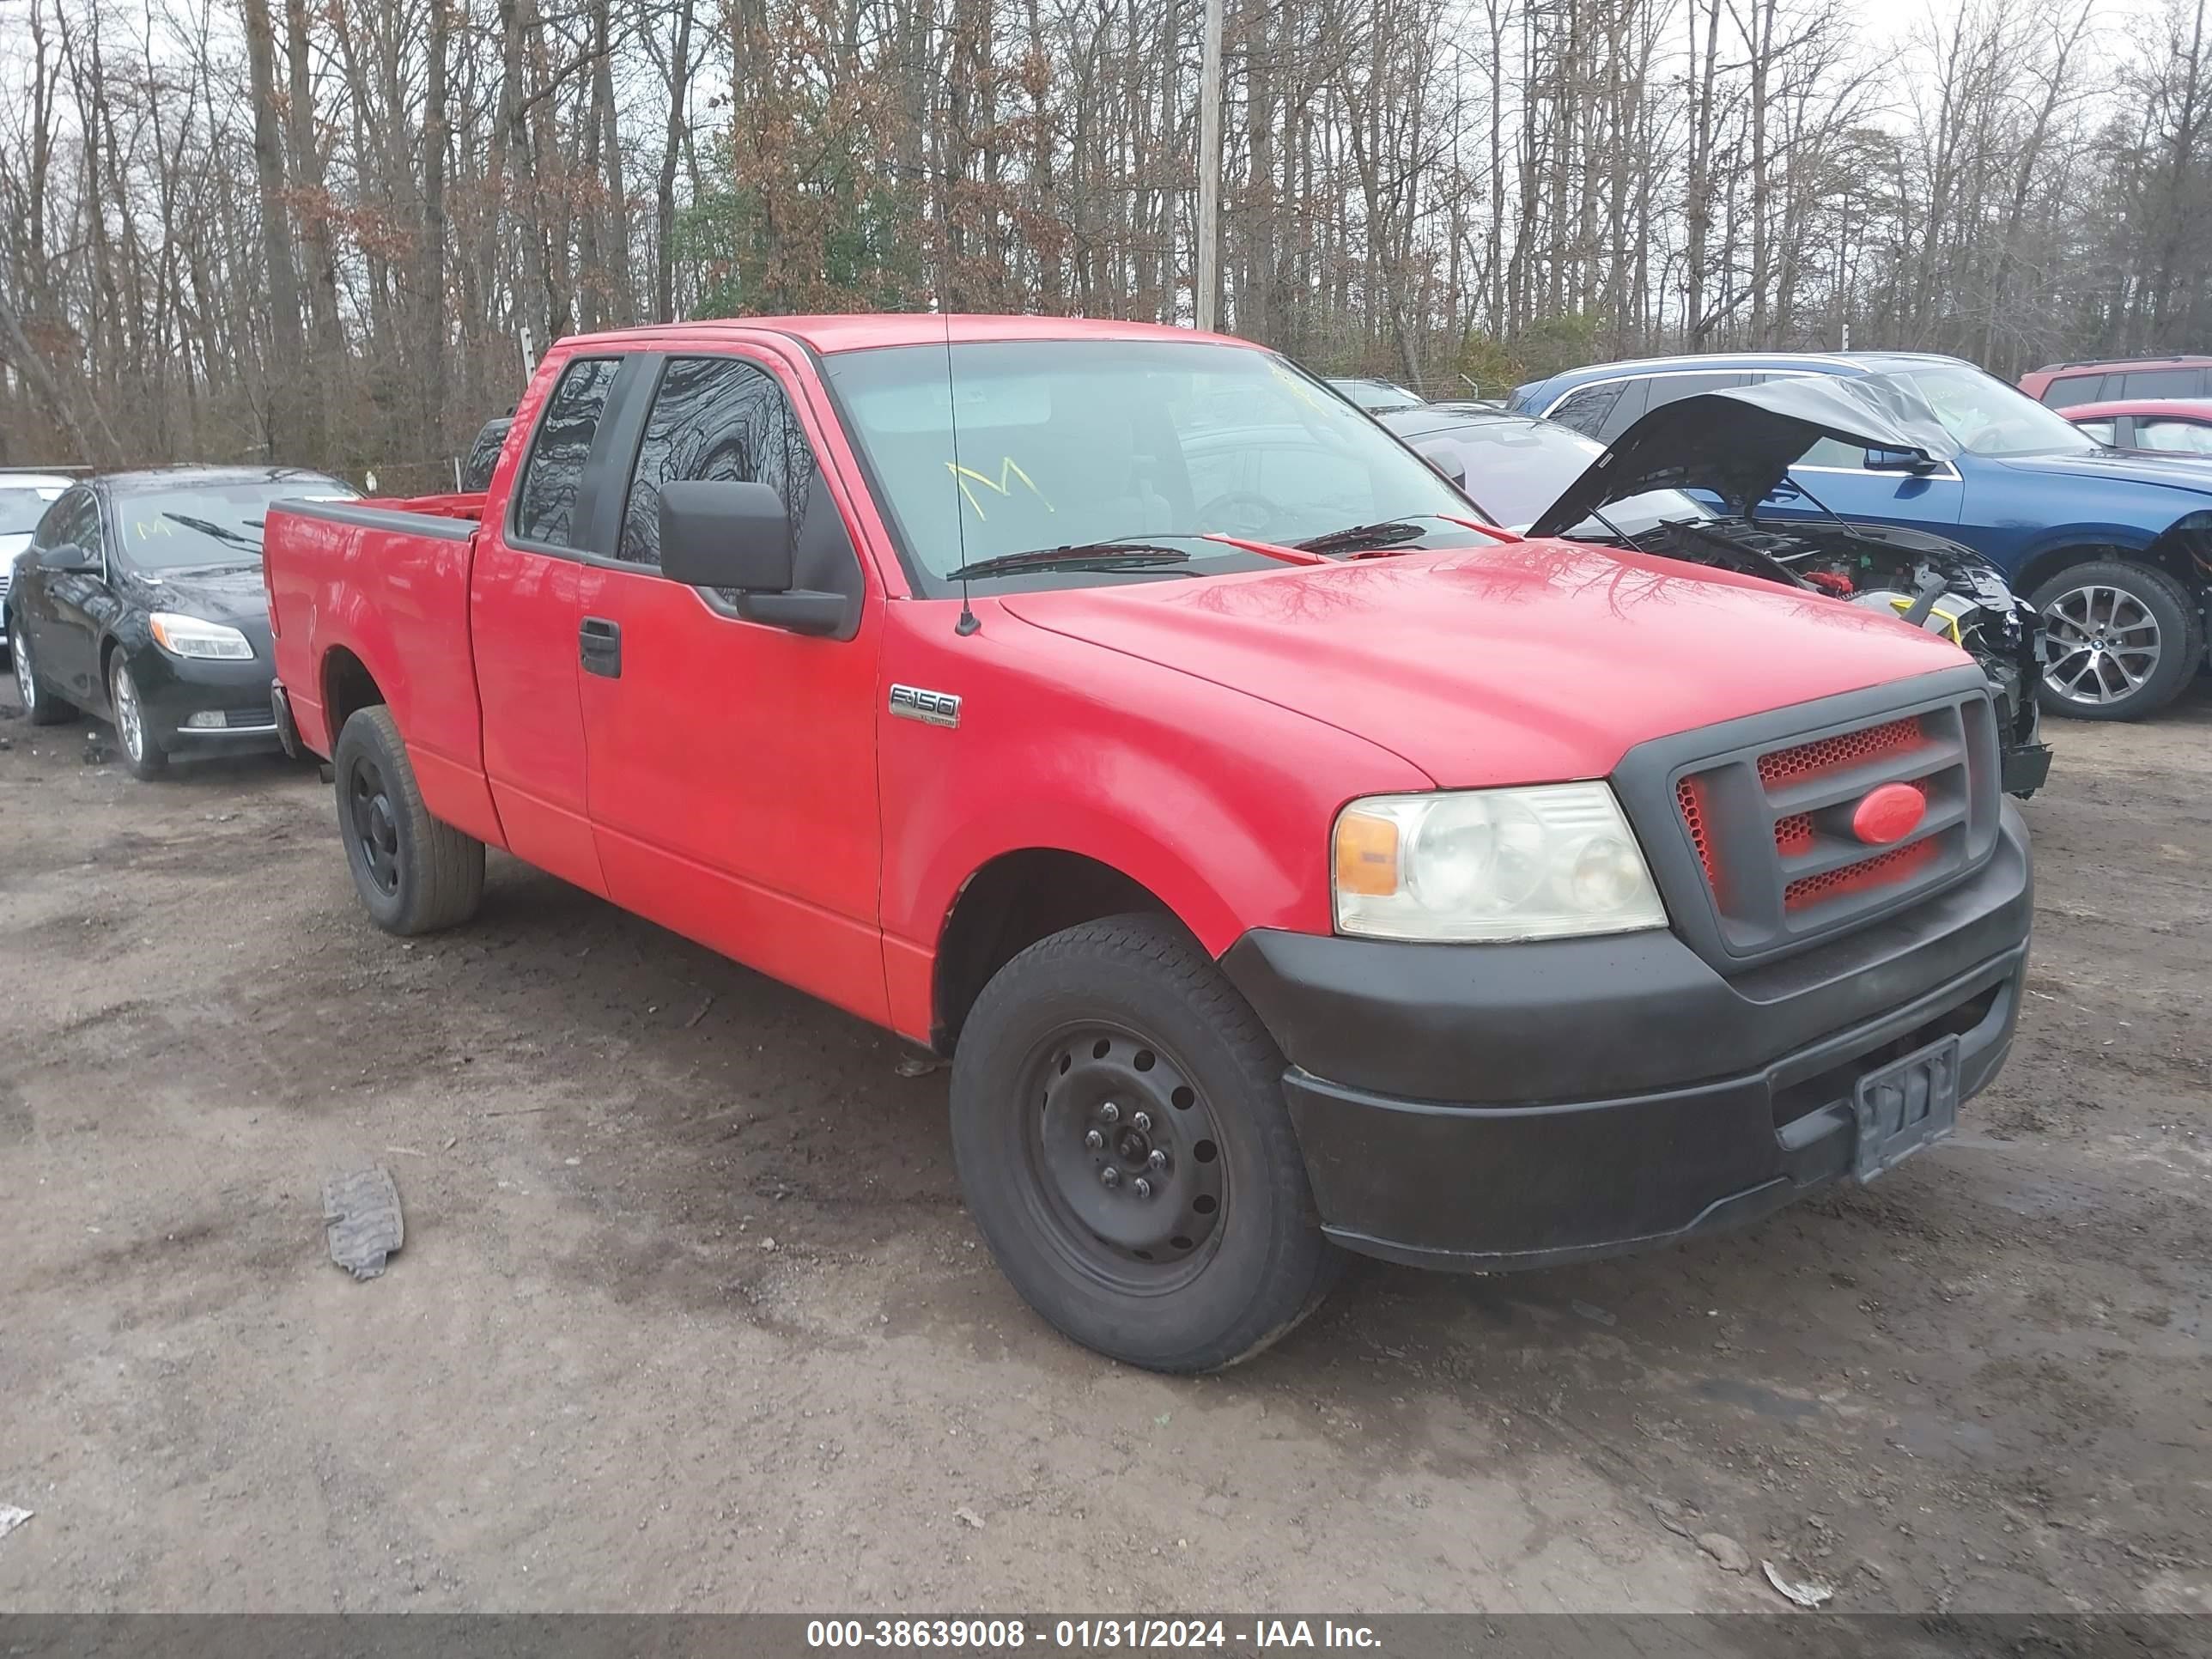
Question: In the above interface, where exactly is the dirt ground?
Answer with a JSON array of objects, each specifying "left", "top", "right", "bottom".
[{"left": 0, "top": 677, "right": 2205, "bottom": 1617}]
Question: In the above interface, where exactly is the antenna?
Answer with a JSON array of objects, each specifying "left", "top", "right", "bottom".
[{"left": 945, "top": 311, "right": 979, "bottom": 636}]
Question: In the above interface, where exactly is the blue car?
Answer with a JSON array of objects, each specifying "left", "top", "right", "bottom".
[{"left": 1510, "top": 352, "right": 2212, "bottom": 720}]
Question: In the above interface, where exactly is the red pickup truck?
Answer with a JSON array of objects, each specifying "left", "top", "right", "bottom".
[{"left": 264, "top": 316, "right": 2033, "bottom": 1372}]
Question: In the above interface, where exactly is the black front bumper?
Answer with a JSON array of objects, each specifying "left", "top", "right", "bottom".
[
  {"left": 129, "top": 645, "right": 282, "bottom": 749},
  {"left": 1221, "top": 806, "right": 2033, "bottom": 1271}
]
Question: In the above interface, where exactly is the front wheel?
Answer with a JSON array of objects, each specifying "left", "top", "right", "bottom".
[
  {"left": 331, "top": 705, "right": 486, "bottom": 935},
  {"left": 2032, "top": 560, "right": 2203, "bottom": 720},
  {"left": 109, "top": 656, "right": 168, "bottom": 780},
  {"left": 950, "top": 914, "right": 1342, "bottom": 1372}
]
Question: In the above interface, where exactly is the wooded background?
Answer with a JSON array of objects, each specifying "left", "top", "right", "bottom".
[{"left": 0, "top": 0, "right": 2206, "bottom": 488}]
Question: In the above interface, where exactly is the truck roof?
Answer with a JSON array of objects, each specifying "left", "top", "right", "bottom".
[{"left": 561, "top": 313, "right": 1238, "bottom": 356}]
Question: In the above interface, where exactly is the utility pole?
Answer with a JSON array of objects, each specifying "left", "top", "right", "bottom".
[{"left": 1195, "top": 0, "right": 1224, "bottom": 332}]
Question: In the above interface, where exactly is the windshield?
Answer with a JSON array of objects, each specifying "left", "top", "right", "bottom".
[
  {"left": 0, "top": 484, "right": 65, "bottom": 536},
  {"left": 821, "top": 340, "right": 1475, "bottom": 591},
  {"left": 1886, "top": 367, "right": 2100, "bottom": 459},
  {"left": 1401, "top": 416, "right": 1712, "bottom": 533},
  {"left": 112, "top": 476, "right": 355, "bottom": 568}
]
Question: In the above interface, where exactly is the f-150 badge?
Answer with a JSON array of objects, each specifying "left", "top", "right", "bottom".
[{"left": 889, "top": 684, "right": 961, "bottom": 728}]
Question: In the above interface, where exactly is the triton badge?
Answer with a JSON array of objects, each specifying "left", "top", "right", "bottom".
[{"left": 889, "top": 684, "right": 961, "bottom": 728}]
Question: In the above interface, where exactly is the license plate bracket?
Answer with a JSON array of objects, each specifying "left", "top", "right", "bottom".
[{"left": 1851, "top": 1035, "right": 1960, "bottom": 1182}]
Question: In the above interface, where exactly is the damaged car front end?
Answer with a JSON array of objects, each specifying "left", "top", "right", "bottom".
[{"left": 1523, "top": 378, "right": 2054, "bottom": 797}]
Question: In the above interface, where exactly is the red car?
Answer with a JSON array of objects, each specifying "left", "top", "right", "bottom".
[
  {"left": 2060, "top": 397, "right": 2212, "bottom": 457},
  {"left": 263, "top": 315, "right": 2033, "bottom": 1371},
  {"left": 2019, "top": 355, "right": 2212, "bottom": 409}
]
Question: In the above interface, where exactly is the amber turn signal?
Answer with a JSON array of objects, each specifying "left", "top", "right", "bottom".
[{"left": 1334, "top": 809, "right": 1400, "bottom": 897}]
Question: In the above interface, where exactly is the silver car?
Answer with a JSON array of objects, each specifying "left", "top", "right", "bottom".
[{"left": 0, "top": 471, "right": 76, "bottom": 664}]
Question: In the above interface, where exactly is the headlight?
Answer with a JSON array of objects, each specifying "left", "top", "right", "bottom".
[
  {"left": 1333, "top": 782, "right": 1667, "bottom": 942},
  {"left": 149, "top": 613, "right": 254, "bottom": 660}
]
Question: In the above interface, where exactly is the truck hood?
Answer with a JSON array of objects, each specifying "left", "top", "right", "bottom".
[
  {"left": 1528, "top": 376, "right": 1960, "bottom": 536},
  {"left": 999, "top": 541, "right": 1967, "bottom": 786}
]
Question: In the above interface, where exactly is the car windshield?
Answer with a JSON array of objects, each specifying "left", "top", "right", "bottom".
[
  {"left": 1402, "top": 416, "right": 1712, "bottom": 534},
  {"left": 822, "top": 340, "right": 1477, "bottom": 592},
  {"left": 113, "top": 476, "right": 355, "bottom": 568},
  {"left": 0, "top": 484, "right": 66, "bottom": 536},
  {"left": 1886, "top": 367, "right": 2100, "bottom": 459}
]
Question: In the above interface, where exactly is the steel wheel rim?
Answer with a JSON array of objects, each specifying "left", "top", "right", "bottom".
[
  {"left": 2041, "top": 584, "right": 2161, "bottom": 705},
  {"left": 13, "top": 632, "right": 33, "bottom": 710},
  {"left": 348, "top": 755, "right": 403, "bottom": 896},
  {"left": 112, "top": 664, "right": 145, "bottom": 761},
  {"left": 1019, "top": 1022, "right": 1228, "bottom": 1295}
]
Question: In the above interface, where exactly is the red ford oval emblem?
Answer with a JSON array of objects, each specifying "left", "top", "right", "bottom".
[{"left": 1852, "top": 782, "right": 1926, "bottom": 845}]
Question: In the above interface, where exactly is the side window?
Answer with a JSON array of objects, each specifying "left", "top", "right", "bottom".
[
  {"left": 1547, "top": 381, "right": 1624, "bottom": 438},
  {"left": 1595, "top": 378, "right": 1650, "bottom": 441},
  {"left": 2071, "top": 418, "right": 2118, "bottom": 446},
  {"left": 2120, "top": 368, "right": 2200, "bottom": 398},
  {"left": 2135, "top": 417, "right": 2212, "bottom": 455},
  {"left": 514, "top": 356, "right": 620, "bottom": 548},
  {"left": 32, "top": 491, "right": 77, "bottom": 548},
  {"left": 2042, "top": 374, "right": 2105, "bottom": 409},
  {"left": 1800, "top": 437, "right": 1866, "bottom": 468},
  {"left": 619, "top": 356, "right": 817, "bottom": 567},
  {"left": 43, "top": 491, "right": 103, "bottom": 561},
  {"left": 1644, "top": 372, "right": 1749, "bottom": 412}
]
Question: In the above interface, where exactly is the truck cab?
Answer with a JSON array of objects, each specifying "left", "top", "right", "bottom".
[{"left": 265, "top": 317, "right": 2033, "bottom": 1372}]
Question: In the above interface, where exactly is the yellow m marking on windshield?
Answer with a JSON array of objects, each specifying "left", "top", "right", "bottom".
[{"left": 947, "top": 458, "right": 1054, "bottom": 521}]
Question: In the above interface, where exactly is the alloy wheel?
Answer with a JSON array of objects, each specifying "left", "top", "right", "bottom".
[
  {"left": 112, "top": 663, "right": 146, "bottom": 763},
  {"left": 2041, "top": 583, "right": 2163, "bottom": 708},
  {"left": 12, "top": 629, "right": 33, "bottom": 711}
]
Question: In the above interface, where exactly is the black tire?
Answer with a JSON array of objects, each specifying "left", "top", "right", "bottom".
[
  {"left": 950, "top": 914, "right": 1342, "bottom": 1373},
  {"left": 2032, "top": 559, "right": 2203, "bottom": 721},
  {"left": 331, "top": 705, "right": 485, "bottom": 935},
  {"left": 10, "top": 621, "right": 76, "bottom": 726},
  {"left": 108, "top": 655, "right": 168, "bottom": 780}
]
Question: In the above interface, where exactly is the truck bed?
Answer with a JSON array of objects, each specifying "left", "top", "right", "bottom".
[{"left": 263, "top": 492, "right": 501, "bottom": 846}]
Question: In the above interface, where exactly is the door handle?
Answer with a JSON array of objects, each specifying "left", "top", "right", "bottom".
[{"left": 580, "top": 616, "right": 622, "bottom": 678}]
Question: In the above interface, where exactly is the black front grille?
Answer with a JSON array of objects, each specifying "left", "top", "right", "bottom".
[{"left": 1615, "top": 669, "right": 2004, "bottom": 972}]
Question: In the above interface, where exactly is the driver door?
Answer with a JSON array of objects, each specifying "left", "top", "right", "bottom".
[
  {"left": 1765, "top": 439, "right": 1965, "bottom": 533},
  {"left": 34, "top": 489, "right": 111, "bottom": 706},
  {"left": 574, "top": 347, "right": 888, "bottom": 1025}
]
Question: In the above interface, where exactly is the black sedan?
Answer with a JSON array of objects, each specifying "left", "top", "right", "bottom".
[{"left": 5, "top": 465, "right": 355, "bottom": 778}]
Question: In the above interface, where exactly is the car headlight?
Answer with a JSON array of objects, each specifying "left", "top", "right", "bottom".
[
  {"left": 149, "top": 613, "right": 254, "bottom": 660},
  {"left": 1333, "top": 782, "right": 1667, "bottom": 942}
]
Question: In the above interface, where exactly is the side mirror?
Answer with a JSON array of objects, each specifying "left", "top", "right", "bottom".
[
  {"left": 1864, "top": 447, "right": 1936, "bottom": 475},
  {"left": 1419, "top": 445, "right": 1468, "bottom": 488},
  {"left": 38, "top": 542, "right": 96, "bottom": 573},
  {"left": 658, "top": 480, "right": 844, "bottom": 636}
]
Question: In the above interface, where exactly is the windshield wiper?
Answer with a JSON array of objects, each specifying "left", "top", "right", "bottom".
[
  {"left": 161, "top": 511, "right": 263, "bottom": 551},
  {"left": 944, "top": 542, "right": 1196, "bottom": 581},
  {"left": 1293, "top": 519, "right": 1431, "bottom": 555}
]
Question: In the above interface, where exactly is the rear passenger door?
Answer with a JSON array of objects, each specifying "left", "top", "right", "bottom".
[
  {"left": 471, "top": 351, "right": 647, "bottom": 896},
  {"left": 574, "top": 349, "right": 888, "bottom": 1026}
]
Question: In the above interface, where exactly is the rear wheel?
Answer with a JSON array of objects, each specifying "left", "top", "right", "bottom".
[
  {"left": 950, "top": 914, "right": 1341, "bottom": 1372},
  {"left": 331, "top": 705, "right": 485, "bottom": 935},
  {"left": 109, "top": 656, "right": 168, "bottom": 780},
  {"left": 11, "top": 622, "right": 76, "bottom": 726},
  {"left": 2032, "top": 560, "right": 2203, "bottom": 721}
]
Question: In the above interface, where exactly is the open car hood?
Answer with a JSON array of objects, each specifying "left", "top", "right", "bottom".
[{"left": 1528, "top": 375, "right": 1962, "bottom": 538}]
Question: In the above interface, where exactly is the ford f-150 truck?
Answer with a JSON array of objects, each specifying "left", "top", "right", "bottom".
[{"left": 264, "top": 316, "right": 2033, "bottom": 1373}]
